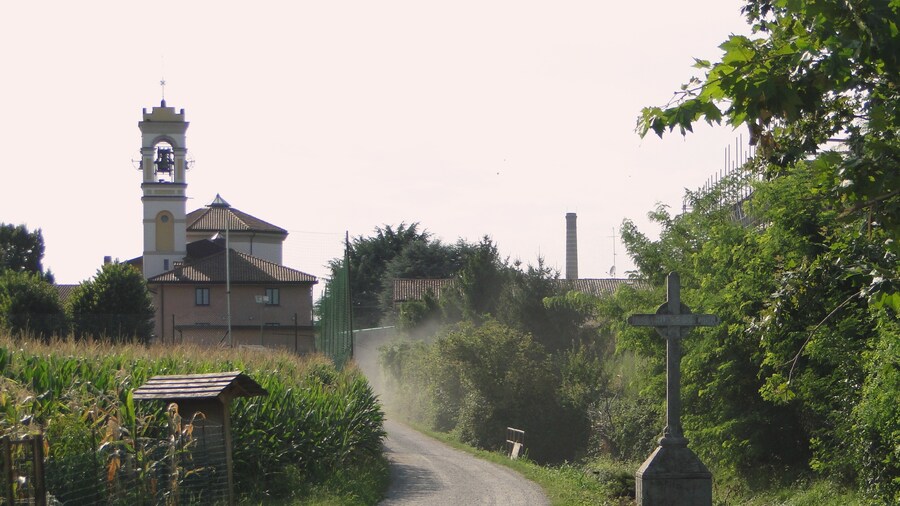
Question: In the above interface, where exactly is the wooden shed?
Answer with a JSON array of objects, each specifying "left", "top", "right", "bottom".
[{"left": 132, "top": 371, "right": 268, "bottom": 504}]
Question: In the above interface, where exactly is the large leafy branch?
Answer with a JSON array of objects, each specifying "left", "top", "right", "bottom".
[
  {"left": 637, "top": 0, "right": 899, "bottom": 309},
  {"left": 637, "top": 0, "right": 898, "bottom": 198}
]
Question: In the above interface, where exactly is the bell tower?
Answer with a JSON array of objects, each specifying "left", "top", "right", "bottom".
[{"left": 138, "top": 99, "right": 190, "bottom": 279}]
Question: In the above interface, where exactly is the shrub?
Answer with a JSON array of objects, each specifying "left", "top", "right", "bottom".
[
  {"left": 67, "top": 263, "right": 154, "bottom": 343},
  {"left": 0, "top": 270, "right": 66, "bottom": 339}
]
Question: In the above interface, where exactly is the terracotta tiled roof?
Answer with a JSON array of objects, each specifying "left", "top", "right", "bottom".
[
  {"left": 148, "top": 249, "right": 316, "bottom": 284},
  {"left": 391, "top": 277, "right": 649, "bottom": 304},
  {"left": 55, "top": 284, "right": 79, "bottom": 304},
  {"left": 186, "top": 206, "right": 287, "bottom": 235},
  {"left": 392, "top": 278, "right": 455, "bottom": 304},
  {"left": 554, "top": 278, "right": 650, "bottom": 297},
  {"left": 186, "top": 239, "right": 225, "bottom": 260}
]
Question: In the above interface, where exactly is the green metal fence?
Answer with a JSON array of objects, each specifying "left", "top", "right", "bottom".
[{"left": 316, "top": 237, "right": 353, "bottom": 369}]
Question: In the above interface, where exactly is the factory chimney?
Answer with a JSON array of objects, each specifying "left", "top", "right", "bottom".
[{"left": 565, "top": 212, "right": 578, "bottom": 280}]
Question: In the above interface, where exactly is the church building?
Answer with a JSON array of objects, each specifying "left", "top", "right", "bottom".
[{"left": 132, "top": 100, "right": 317, "bottom": 352}]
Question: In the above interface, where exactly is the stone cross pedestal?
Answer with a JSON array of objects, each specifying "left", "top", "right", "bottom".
[{"left": 627, "top": 272, "right": 719, "bottom": 506}]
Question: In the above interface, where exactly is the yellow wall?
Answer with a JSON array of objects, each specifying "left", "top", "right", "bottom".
[{"left": 156, "top": 211, "right": 175, "bottom": 251}]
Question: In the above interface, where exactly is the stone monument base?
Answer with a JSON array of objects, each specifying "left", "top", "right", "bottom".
[{"left": 635, "top": 444, "right": 712, "bottom": 506}]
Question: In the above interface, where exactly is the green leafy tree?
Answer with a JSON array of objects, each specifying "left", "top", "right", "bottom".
[
  {"left": 339, "top": 223, "right": 431, "bottom": 328},
  {"left": 68, "top": 262, "right": 154, "bottom": 343},
  {"left": 383, "top": 243, "right": 623, "bottom": 463},
  {"left": 378, "top": 239, "right": 472, "bottom": 322},
  {"left": 496, "top": 259, "right": 599, "bottom": 354},
  {"left": 396, "top": 292, "right": 441, "bottom": 332},
  {"left": 440, "top": 236, "right": 510, "bottom": 323},
  {"left": 0, "top": 223, "right": 53, "bottom": 282},
  {"left": 383, "top": 239, "right": 470, "bottom": 280},
  {"left": 619, "top": 161, "right": 897, "bottom": 495},
  {"left": 0, "top": 270, "right": 66, "bottom": 339},
  {"left": 637, "top": 0, "right": 898, "bottom": 305},
  {"left": 632, "top": 2, "right": 898, "bottom": 496},
  {"left": 852, "top": 316, "right": 900, "bottom": 502}
]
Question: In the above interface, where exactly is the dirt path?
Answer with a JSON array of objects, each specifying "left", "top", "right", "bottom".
[{"left": 379, "top": 419, "right": 550, "bottom": 505}]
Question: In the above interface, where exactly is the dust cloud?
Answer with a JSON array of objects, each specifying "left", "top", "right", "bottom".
[
  {"left": 351, "top": 319, "right": 444, "bottom": 416},
  {"left": 351, "top": 326, "right": 398, "bottom": 399}
]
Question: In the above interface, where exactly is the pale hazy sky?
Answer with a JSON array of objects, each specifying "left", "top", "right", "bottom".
[{"left": 1, "top": 1, "right": 752, "bottom": 286}]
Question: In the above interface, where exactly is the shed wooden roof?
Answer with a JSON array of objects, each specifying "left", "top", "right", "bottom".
[{"left": 132, "top": 371, "right": 268, "bottom": 401}]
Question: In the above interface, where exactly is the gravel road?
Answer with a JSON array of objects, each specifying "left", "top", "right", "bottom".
[{"left": 379, "top": 419, "right": 550, "bottom": 505}]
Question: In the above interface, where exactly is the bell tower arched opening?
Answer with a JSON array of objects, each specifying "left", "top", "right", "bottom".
[{"left": 152, "top": 141, "right": 176, "bottom": 183}]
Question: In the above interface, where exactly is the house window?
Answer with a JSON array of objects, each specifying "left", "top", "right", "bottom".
[
  {"left": 265, "top": 288, "right": 280, "bottom": 306},
  {"left": 195, "top": 287, "right": 210, "bottom": 306},
  {"left": 163, "top": 259, "right": 170, "bottom": 271}
]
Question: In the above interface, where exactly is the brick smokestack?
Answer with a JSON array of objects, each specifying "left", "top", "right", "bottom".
[{"left": 565, "top": 212, "right": 578, "bottom": 280}]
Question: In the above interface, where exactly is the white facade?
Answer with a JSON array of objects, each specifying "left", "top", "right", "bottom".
[{"left": 185, "top": 231, "right": 283, "bottom": 265}]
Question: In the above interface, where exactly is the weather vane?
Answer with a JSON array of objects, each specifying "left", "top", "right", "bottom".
[
  {"left": 608, "top": 227, "right": 618, "bottom": 277},
  {"left": 160, "top": 55, "right": 167, "bottom": 103}
]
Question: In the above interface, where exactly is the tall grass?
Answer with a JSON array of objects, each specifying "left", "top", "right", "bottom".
[{"left": 0, "top": 335, "right": 386, "bottom": 503}]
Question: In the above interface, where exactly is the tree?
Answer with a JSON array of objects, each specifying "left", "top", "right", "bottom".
[
  {"left": 495, "top": 259, "right": 598, "bottom": 354},
  {"left": 339, "top": 223, "right": 431, "bottom": 328},
  {"left": 0, "top": 223, "right": 53, "bottom": 282},
  {"left": 637, "top": 0, "right": 898, "bottom": 307},
  {"left": 68, "top": 262, "right": 154, "bottom": 343},
  {"left": 378, "top": 239, "right": 471, "bottom": 321},
  {"left": 397, "top": 292, "right": 441, "bottom": 332},
  {"left": 618, "top": 163, "right": 897, "bottom": 496},
  {"left": 441, "top": 236, "right": 510, "bottom": 323},
  {"left": 632, "top": 4, "right": 899, "bottom": 496},
  {"left": 0, "top": 270, "right": 66, "bottom": 340}
]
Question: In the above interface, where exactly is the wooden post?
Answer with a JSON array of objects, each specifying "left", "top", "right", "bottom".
[
  {"left": 32, "top": 435, "right": 46, "bottom": 506},
  {"left": 2, "top": 436, "right": 13, "bottom": 506},
  {"left": 161, "top": 284, "right": 166, "bottom": 343},
  {"left": 223, "top": 401, "right": 234, "bottom": 506},
  {"left": 506, "top": 427, "right": 525, "bottom": 459}
]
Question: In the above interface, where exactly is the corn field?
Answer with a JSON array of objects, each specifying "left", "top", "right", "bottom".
[{"left": 0, "top": 336, "right": 385, "bottom": 504}]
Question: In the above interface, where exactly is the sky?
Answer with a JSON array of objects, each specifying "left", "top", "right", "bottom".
[{"left": 0, "top": 1, "right": 754, "bottom": 287}]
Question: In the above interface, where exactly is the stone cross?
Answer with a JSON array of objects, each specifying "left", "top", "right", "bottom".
[{"left": 627, "top": 272, "right": 718, "bottom": 447}]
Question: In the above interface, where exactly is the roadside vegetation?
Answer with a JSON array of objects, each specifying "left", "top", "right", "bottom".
[
  {"left": 340, "top": 1, "right": 898, "bottom": 502},
  {"left": 0, "top": 336, "right": 387, "bottom": 504}
]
